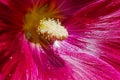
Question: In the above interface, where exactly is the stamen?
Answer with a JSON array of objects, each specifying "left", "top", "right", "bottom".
[
  {"left": 37, "top": 18, "right": 68, "bottom": 41},
  {"left": 24, "top": 11, "right": 68, "bottom": 44}
]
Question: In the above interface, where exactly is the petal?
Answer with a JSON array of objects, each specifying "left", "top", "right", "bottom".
[
  {"left": 6, "top": 0, "right": 33, "bottom": 13},
  {"left": 53, "top": 42, "right": 120, "bottom": 79},
  {"left": 45, "top": 0, "right": 97, "bottom": 20},
  {"left": 57, "top": 0, "right": 96, "bottom": 14},
  {"left": 60, "top": 53, "right": 120, "bottom": 80},
  {"left": 0, "top": 2, "right": 24, "bottom": 28},
  {"left": 65, "top": 0, "right": 120, "bottom": 73},
  {"left": 1, "top": 36, "right": 39, "bottom": 80},
  {"left": 33, "top": 43, "right": 120, "bottom": 80},
  {"left": 2, "top": 36, "right": 120, "bottom": 80},
  {"left": 74, "top": 0, "right": 120, "bottom": 19}
]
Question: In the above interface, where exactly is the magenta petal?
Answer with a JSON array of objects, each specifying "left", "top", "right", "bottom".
[
  {"left": 1, "top": 36, "right": 38, "bottom": 80},
  {"left": 47, "top": 0, "right": 96, "bottom": 19},
  {"left": 99, "top": 40, "right": 120, "bottom": 71},
  {"left": 52, "top": 41, "right": 120, "bottom": 79},
  {"left": 74, "top": 0, "right": 120, "bottom": 18},
  {"left": 64, "top": 0, "right": 120, "bottom": 74},
  {"left": 2, "top": 37, "right": 120, "bottom": 80},
  {"left": 57, "top": 0, "right": 95, "bottom": 13},
  {"left": 8, "top": 0, "right": 33, "bottom": 13},
  {"left": 0, "top": 2, "right": 25, "bottom": 28},
  {"left": 60, "top": 53, "right": 120, "bottom": 80}
]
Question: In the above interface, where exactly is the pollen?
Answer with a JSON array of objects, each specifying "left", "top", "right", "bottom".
[
  {"left": 24, "top": 7, "right": 68, "bottom": 44},
  {"left": 37, "top": 18, "right": 68, "bottom": 41}
]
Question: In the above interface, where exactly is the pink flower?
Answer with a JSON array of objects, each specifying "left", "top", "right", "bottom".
[{"left": 0, "top": 0, "right": 120, "bottom": 80}]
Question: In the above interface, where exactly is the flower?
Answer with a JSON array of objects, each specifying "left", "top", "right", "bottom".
[{"left": 0, "top": 0, "right": 120, "bottom": 80}]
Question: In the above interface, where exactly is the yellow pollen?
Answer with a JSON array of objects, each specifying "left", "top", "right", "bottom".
[
  {"left": 24, "top": 6, "right": 68, "bottom": 44},
  {"left": 37, "top": 18, "right": 68, "bottom": 41}
]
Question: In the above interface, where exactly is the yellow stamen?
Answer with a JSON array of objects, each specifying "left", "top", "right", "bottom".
[
  {"left": 37, "top": 18, "right": 68, "bottom": 41},
  {"left": 24, "top": 7, "right": 68, "bottom": 44}
]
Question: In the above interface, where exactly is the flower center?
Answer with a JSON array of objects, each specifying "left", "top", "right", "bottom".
[
  {"left": 24, "top": 17, "right": 68, "bottom": 44},
  {"left": 24, "top": 6, "right": 68, "bottom": 45}
]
